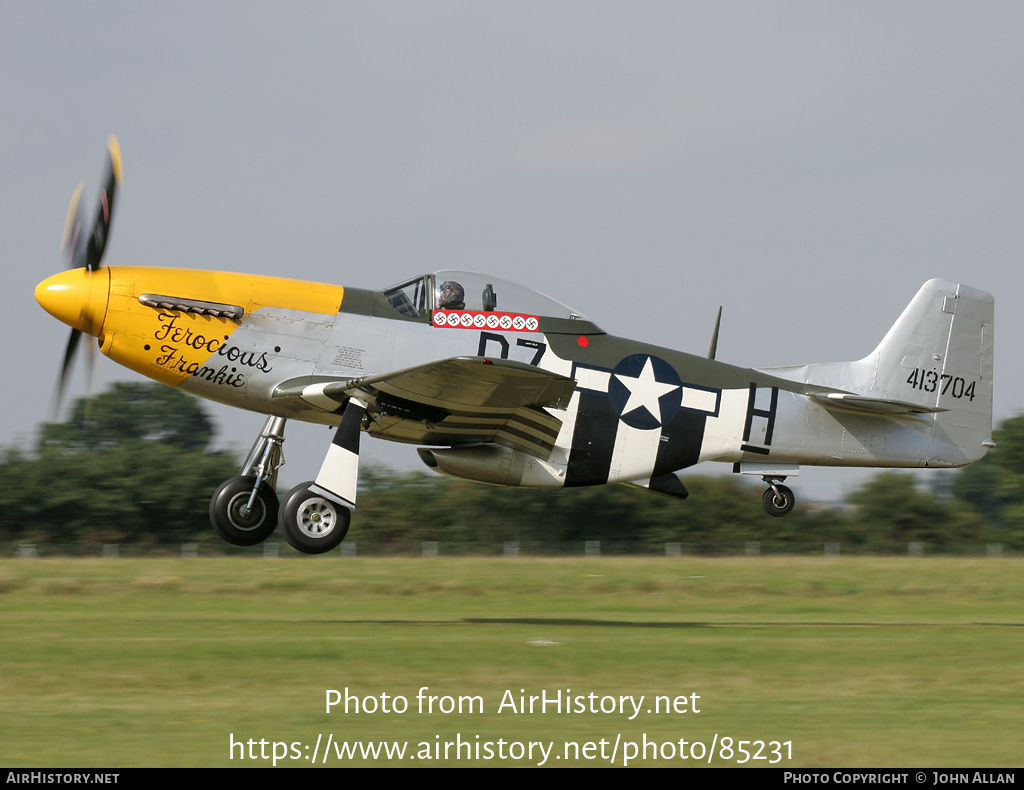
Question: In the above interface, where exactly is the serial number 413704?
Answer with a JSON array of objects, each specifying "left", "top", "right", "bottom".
[{"left": 906, "top": 368, "right": 977, "bottom": 401}]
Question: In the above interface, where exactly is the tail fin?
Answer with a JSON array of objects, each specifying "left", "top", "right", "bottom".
[
  {"left": 766, "top": 279, "right": 994, "bottom": 465},
  {"left": 872, "top": 279, "right": 993, "bottom": 463}
]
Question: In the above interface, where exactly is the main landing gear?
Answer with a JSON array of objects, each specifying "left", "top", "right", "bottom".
[
  {"left": 208, "top": 416, "right": 353, "bottom": 554},
  {"left": 761, "top": 476, "right": 795, "bottom": 517},
  {"left": 279, "top": 482, "right": 351, "bottom": 554},
  {"left": 209, "top": 475, "right": 280, "bottom": 546},
  {"left": 209, "top": 415, "right": 286, "bottom": 546}
]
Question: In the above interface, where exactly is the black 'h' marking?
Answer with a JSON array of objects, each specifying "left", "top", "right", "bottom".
[{"left": 741, "top": 383, "right": 778, "bottom": 455}]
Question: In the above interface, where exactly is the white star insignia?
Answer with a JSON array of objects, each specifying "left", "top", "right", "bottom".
[{"left": 614, "top": 357, "right": 679, "bottom": 424}]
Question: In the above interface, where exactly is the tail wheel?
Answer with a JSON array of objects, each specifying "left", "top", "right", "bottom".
[
  {"left": 209, "top": 475, "right": 279, "bottom": 545},
  {"left": 280, "top": 482, "right": 351, "bottom": 554},
  {"left": 762, "top": 484, "right": 795, "bottom": 517}
]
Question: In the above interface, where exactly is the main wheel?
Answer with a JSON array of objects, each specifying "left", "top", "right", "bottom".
[
  {"left": 762, "top": 484, "right": 795, "bottom": 517},
  {"left": 209, "top": 475, "right": 280, "bottom": 546},
  {"left": 279, "top": 482, "right": 351, "bottom": 554}
]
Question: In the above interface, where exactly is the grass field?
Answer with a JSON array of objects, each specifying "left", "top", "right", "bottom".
[{"left": 1, "top": 555, "right": 1021, "bottom": 767}]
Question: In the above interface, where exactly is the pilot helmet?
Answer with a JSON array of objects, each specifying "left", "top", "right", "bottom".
[{"left": 438, "top": 280, "right": 465, "bottom": 310}]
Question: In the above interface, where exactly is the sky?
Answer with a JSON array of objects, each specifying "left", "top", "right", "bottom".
[{"left": 3, "top": 2, "right": 1023, "bottom": 503}]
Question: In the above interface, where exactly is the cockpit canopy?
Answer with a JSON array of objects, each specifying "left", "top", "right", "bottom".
[{"left": 382, "top": 270, "right": 588, "bottom": 321}]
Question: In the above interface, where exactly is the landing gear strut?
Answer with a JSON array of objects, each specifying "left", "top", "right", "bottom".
[
  {"left": 761, "top": 476, "right": 795, "bottom": 517},
  {"left": 209, "top": 416, "right": 287, "bottom": 545},
  {"left": 274, "top": 396, "right": 364, "bottom": 553}
]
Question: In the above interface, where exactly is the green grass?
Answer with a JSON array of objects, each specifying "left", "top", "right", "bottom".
[{"left": 0, "top": 556, "right": 1021, "bottom": 767}]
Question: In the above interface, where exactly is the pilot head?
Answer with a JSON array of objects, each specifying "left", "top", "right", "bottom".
[{"left": 438, "top": 280, "right": 465, "bottom": 310}]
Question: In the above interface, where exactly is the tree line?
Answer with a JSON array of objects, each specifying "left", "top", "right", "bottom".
[{"left": 2, "top": 383, "right": 1022, "bottom": 552}]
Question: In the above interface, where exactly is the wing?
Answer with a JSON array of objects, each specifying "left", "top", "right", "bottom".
[{"left": 274, "top": 356, "right": 576, "bottom": 459}]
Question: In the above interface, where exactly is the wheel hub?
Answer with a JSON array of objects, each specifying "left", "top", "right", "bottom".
[
  {"left": 228, "top": 492, "right": 266, "bottom": 530},
  {"left": 296, "top": 497, "right": 337, "bottom": 538}
]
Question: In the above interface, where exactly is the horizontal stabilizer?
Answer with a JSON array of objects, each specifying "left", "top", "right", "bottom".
[{"left": 810, "top": 393, "right": 949, "bottom": 416}]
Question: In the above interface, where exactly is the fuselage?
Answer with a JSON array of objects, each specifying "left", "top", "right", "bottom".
[{"left": 36, "top": 265, "right": 990, "bottom": 491}]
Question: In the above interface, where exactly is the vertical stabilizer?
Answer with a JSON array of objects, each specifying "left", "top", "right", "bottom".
[
  {"left": 874, "top": 279, "right": 994, "bottom": 463},
  {"left": 763, "top": 279, "right": 993, "bottom": 465}
]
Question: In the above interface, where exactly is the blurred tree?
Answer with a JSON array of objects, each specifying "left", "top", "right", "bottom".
[
  {"left": 354, "top": 466, "right": 845, "bottom": 552},
  {"left": 38, "top": 381, "right": 214, "bottom": 452},
  {"left": 952, "top": 414, "right": 1024, "bottom": 545},
  {"left": 0, "top": 383, "right": 237, "bottom": 544},
  {"left": 5, "top": 382, "right": 1015, "bottom": 551},
  {"left": 846, "top": 472, "right": 982, "bottom": 549}
]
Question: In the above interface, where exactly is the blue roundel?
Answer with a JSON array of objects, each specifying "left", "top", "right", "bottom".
[{"left": 607, "top": 354, "right": 682, "bottom": 430}]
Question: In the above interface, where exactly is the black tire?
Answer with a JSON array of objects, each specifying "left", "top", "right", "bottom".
[
  {"left": 209, "top": 475, "right": 280, "bottom": 546},
  {"left": 279, "top": 482, "right": 351, "bottom": 554},
  {"left": 762, "top": 484, "right": 795, "bottom": 517}
]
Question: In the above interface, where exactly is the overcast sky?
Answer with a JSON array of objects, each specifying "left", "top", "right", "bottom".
[{"left": 3, "top": 2, "right": 1022, "bottom": 502}]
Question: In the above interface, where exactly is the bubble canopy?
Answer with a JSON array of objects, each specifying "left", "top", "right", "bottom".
[{"left": 382, "top": 270, "right": 589, "bottom": 321}]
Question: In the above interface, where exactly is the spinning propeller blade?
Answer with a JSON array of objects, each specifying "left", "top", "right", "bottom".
[
  {"left": 85, "top": 135, "right": 121, "bottom": 272},
  {"left": 49, "top": 135, "right": 122, "bottom": 417}
]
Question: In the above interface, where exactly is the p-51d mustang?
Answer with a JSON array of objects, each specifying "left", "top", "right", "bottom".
[{"left": 35, "top": 138, "right": 995, "bottom": 553}]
